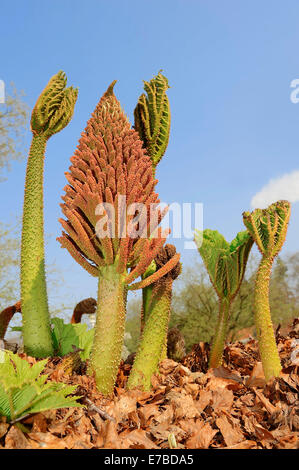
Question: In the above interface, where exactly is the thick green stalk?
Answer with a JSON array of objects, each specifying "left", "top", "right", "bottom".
[
  {"left": 209, "top": 298, "right": 231, "bottom": 368},
  {"left": 88, "top": 263, "right": 127, "bottom": 395},
  {"left": 141, "top": 260, "right": 156, "bottom": 331},
  {"left": 254, "top": 256, "right": 282, "bottom": 380},
  {"left": 141, "top": 283, "right": 153, "bottom": 330},
  {"left": 127, "top": 279, "right": 172, "bottom": 391},
  {"left": 21, "top": 135, "right": 53, "bottom": 357}
]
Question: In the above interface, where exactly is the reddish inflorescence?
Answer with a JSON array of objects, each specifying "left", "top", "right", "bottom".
[{"left": 57, "top": 81, "right": 179, "bottom": 287}]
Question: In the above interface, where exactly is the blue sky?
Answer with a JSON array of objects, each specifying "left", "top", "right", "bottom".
[{"left": 1, "top": 0, "right": 299, "bottom": 312}]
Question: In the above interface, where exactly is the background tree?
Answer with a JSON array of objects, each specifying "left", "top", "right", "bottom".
[
  {"left": 0, "top": 221, "right": 20, "bottom": 310},
  {"left": 125, "top": 253, "right": 299, "bottom": 355},
  {"left": 0, "top": 84, "right": 28, "bottom": 312},
  {"left": 0, "top": 84, "right": 28, "bottom": 178}
]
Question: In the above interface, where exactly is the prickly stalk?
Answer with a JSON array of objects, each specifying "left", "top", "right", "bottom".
[
  {"left": 254, "top": 257, "right": 282, "bottom": 380},
  {"left": 209, "top": 298, "right": 230, "bottom": 368},
  {"left": 88, "top": 263, "right": 127, "bottom": 395},
  {"left": 21, "top": 134, "right": 53, "bottom": 356},
  {"left": 127, "top": 277, "right": 172, "bottom": 391},
  {"left": 128, "top": 245, "right": 181, "bottom": 390},
  {"left": 243, "top": 200, "right": 291, "bottom": 380},
  {"left": 21, "top": 71, "right": 77, "bottom": 357}
]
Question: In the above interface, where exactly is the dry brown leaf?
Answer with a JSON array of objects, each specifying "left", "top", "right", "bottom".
[
  {"left": 196, "top": 389, "right": 212, "bottom": 412},
  {"left": 102, "top": 420, "right": 120, "bottom": 449},
  {"left": 254, "top": 389, "right": 279, "bottom": 414},
  {"left": 212, "top": 388, "right": 235, "bottom": 412},
  {"left": 159, "top": 359, "right": 178, "bottom": 375},
  {"left": 0, "top": 421, "right": 9, "bottom": 439},
  {"left": 185, "top": 422, "right": 218, "bottom": 449},
  {"left": 152, "top": 405, "right": 174, "bottom": 426},
  {"left": 113, "top": 393, "right": 137, "bottom": 423},
  {"left": 120, "top": 429, "right": 158, "bottom": 449},
  {"left": 225, "top": 440, "right": 257, "bottom": 449},
  {"left": 28, "top": 431, "right": 71, "bottom": 449},
  {"left": 212, "top": 366, "right": 243, "bottom": 384},
  {"left": 149, "top": 421, "right": 186, "bottom": 443},
  {"left": 31, "top": 413, "right": 48, "bottom": 433},
  {"left": 167, "top": 391, "right": 199, "bottom": 420},
  {"left": 138, "top": 403, "right": 161, "bottom": 426},
  {"left": 216, "top": 414, "right": 244, "bottom": 447},
  {"left": 245, "top": 362, "right": 266, "bottom": 388},
  {"left": 5, "top": 426, "right": 29, "bottom": 449}
]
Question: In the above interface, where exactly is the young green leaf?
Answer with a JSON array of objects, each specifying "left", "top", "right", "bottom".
[
  {"left": 194, "top": 229, "right": 253, "bottom": 367},
  {"left": 0, "top": 351, "right": 82, "bottom": 422},
  {"left": 51, "top": 317, "right": 94, "bottom": 360}
]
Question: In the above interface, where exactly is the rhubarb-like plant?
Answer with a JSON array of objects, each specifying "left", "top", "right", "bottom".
[
  {"left": 51, "top": 317, "right": 94, "bottom": 361},
  {"left": 58, "top": 82, "right": 180, "bottom": 395},
  {"left": 134, "top": 72, "right": 173, "bottom": 341},
  {"left": 243, "top": 200, "right": 291, "bottom": 380},
  {"left": 134, "top": 71, "right": 171, "bottom": 177},
  {"left": 127, "top": 244, "right": 181, "bottom": 391},
  {"left": 0, "top": 350, "right": 82, "bottom": 423},
  {"left": 21, "top": 71, "right": 78, "bottom": 358},
  {"left": 194, "top": 229, "right": 253, "bottom": 368}
]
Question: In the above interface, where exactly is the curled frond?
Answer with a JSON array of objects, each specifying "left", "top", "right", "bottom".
[
  {"left": 31, "top": 71, "right": 78, "bottom": 138},
  {"left": 194, "top": 229, "right": 253, "bottom": 301},
  {"left": 134, "top": 71, "right": 171, "bottom": 169},
  {"left": 242, "top": 200, "right": 291, "bottom": 258}
]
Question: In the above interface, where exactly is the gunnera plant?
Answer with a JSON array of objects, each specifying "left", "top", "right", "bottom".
[
  {"left": 134, "top": 71, "right": 171, "bottom": 177},
  {"left": 243, "top": 200, "right": 291, "bottom": 381},
  {"left": 58, "top": 82, "right": 180, "bottom": 395},
  {"left": 127, "top": 244, "right": 181, "bottom": 391},
  {"left": 21, "top": 71, "right": 78, "bottom": 358},
  {"left": 134, "top": 72, "right": 175, "bottom": 349},
  {"left": 194, "top": 229, "right": 253, "bottom": 368}
]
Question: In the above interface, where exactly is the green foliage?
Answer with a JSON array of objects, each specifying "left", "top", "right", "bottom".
[
  {"left": 134, "top": 71, "right": 171, "bottom": 171},
  {"left": 194, "top": 229, "right": 253, "bottom": 367},
  {"left": 99, "top": 251, "right": 299, "bottom": 361},
  {"left": 0, "top": 350, "right": 82, "bottom": 422},
  {"left": 194, "top": 229, "right": 253, "bottom": 301},
  {"left": 51, "top": 317, "right": 94, "bottom": 360},
  {"left": 168, "top": 261, "right": 254, "bottom": 350}
]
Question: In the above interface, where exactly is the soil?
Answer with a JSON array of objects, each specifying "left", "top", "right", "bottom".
[{"left": 1, "top": 319, "right": 298, "bottom": 449}]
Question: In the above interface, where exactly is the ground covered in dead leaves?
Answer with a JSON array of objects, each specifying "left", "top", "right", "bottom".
[{"left": 1, "top": 319, "right": 298, "bottom": 450}]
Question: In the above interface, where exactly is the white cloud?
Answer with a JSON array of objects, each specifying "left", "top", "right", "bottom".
[{"left": 251, "top": 170, "right": 299, "bottom": 209}]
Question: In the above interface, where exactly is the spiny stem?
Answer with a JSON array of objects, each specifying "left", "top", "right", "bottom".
[
  {"left": 127, "top": 278, "right": 172, "bottom": 391},
  {"left": 88, "top": 263, "right": 127, "bottom": 395},
  {"left": 209, "top": 299, "right": 231, "bottom": 368},
  {"left": 254, "top": 256, "right": 282, "bottom": 380},
  {"left": 21, "top": 135, "right": 53, "bottom": 357}
]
